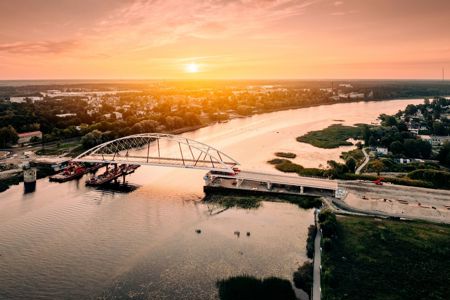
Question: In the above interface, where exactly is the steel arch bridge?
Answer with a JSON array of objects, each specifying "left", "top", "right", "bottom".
[{"left": 73, "top": 133, "right": 239, "bottom": 172}]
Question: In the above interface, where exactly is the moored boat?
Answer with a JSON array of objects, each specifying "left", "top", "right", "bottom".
[
  {"left": 85, "top": 164, "right": 140, "bottom": 186},
  {"left": 49, "top": 163, "right": 86, "bottom": 182},
  {"left": 86, "top": 166, "right": 122, "bottom": 186}
]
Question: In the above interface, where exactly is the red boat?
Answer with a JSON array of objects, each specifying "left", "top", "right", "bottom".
[{"left": 49, "top": 163, "right": 86, "bottom": 182}]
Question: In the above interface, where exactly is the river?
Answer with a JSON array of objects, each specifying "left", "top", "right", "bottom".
[{"left": 0, "top": 98, "right": 423, "bottom": 299}]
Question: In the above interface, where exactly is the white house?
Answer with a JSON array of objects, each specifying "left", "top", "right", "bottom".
[
  {"left": 9, "top": 96, "right": 43, "bottom": 103},
  {"left": 103, "top": 112, "right": 123, "bottom": 119},
  {"left": 376, "top": 147, "right": 388, "bottom": 155},
  {"left": 112, "top": 111, "right": 123, "bottom": 119},
  {"left": 56, "top": 113, "right": 77, "bottom": 118},
  {"left": 399, "top": 158, "right": 411, "bottom": 164},
  {"left": 339, "top": 83, "right": 353, "bottom": 88},
  {"left": 349, "top": 92, "right": 365, "bottom": 99}
]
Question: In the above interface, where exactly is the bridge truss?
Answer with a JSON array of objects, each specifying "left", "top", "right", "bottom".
[{"left": 73, "top": 133, "right": 239, "bottom": 172}]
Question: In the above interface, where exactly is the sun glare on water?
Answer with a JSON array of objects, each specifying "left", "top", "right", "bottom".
[{"left": 185, "top": 63, "right": 199, "bottom": 73}]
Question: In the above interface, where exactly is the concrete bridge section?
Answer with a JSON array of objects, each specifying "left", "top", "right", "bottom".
[{"left": 205, "top": 170, "right": 345, "bottom": 199}]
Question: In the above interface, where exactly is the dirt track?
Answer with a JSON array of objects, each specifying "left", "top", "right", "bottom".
[{"left": 339, "top": 181, "right": 450, "bottom": 223}]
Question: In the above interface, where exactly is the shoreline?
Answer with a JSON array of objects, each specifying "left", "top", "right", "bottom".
[{"left": 168, "top": 96, "right": 429, "bottom": 137}]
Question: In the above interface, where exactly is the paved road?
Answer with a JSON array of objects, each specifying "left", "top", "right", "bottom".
[
  {"left": 313, "top": 212, "right": 321, "bottom": 300},
  {"left": 355, "top": 148, "right": 369, "bottom": 175}
]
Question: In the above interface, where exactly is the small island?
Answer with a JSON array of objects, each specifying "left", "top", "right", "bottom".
[
  {"left": 296, "top": 124, "right": 363, "bottom": 149},
  {"left": 275, "top": 152, "right": 297, "bottom": 159}
]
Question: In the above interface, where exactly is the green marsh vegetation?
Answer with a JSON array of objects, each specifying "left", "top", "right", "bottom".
[
  {"left": 296, "top": 124, "right": 364, "bottom": 149},
  {"left": 204, "top": 193, "right": 322, "bottom": 210},
  {"left": 321, "top": 215, "right": 450, "bottom": 300},
  {"left": 268, "top": 158, "right": 326, "bottom": 177},
  {"left": 275, "top": 152, "right": 297, "bottom": 159},
  {"left": 204, "top": 194, "right": 263, "bottom": 209},
  {"left": 216, "top": 275, "right": 296, "bottom": 300}
]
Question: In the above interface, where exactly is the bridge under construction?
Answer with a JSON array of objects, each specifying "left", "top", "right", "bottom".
[{"left": 71, "top": 133, "right": 344, "bottom": 198}]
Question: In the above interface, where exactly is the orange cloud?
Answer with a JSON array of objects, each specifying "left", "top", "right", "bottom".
[
  {"left": 0, "top": 40, "right": 78, "bottom": 54},
  {"left": 1, "top": 0, "right": 450, "bottom": 79}
]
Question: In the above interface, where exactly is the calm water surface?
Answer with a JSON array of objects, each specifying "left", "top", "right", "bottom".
[{"left": 0, "top": 99, "right": 422, "bottom": 299}]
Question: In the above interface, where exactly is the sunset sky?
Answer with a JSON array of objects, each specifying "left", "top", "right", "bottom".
[{"left": 1, "top": 0, "right": 449, "bottom": 80}]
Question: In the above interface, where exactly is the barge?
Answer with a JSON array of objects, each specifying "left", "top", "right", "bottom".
[
  {"left": 49, "top": 163, "right": 103, "bottom": 183},
  {"left": 86, "top": 164, "right": 140, "bottom": 186}
]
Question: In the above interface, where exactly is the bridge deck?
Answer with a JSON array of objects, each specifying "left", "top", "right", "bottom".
[
  {"left": 206, "top": 170, "right": 339, "bottom": 198},
  {"left": 235, "top": 170, "right": 338, "bottom": 191}
]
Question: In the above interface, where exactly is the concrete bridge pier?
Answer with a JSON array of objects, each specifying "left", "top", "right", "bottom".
[{"left": 236, "top": 179, "right": 243, "bottom": 187}]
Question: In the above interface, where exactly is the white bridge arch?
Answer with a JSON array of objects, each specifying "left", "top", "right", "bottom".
[{"left": 73, "top": 133, "right": 239, "bottom": 172}]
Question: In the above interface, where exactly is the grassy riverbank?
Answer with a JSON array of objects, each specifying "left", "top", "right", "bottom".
[{"left": 321, "top": 215, "right": 450, "bottom": 300}]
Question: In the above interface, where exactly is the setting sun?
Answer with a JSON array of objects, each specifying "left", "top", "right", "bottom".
[{"left": 185, "top": 63, "right": 199, "bottom": 73}]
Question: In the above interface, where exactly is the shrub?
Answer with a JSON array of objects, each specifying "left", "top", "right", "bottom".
[
  {"left": 275, "top": 152, "right": 297, "bottom": 159},
  {"left": 267, "top": 158, "right": 290, "bottom": 165},
  {"left": 261, "top": 277, "right": 297, "bottom": 300},
  {"left": 407, "top": 169, "right": 450, "bottom": 189},
  {"left": 293, "top": 261, "right": 313, "bottom": 295},
  {"left": 322, "top": 237, "right": 332, "bottom": 252},
  {"left": 217, "top": 275, "right": 262, "bottom": 300},
  {"left": 275, "top": 160, "right": 304, "bottom": 173},
  {"left": 306, "top": 224, "right": 317, "bottom": 259},
  {"left": 318, "top": 209, "right": 338, "bottom": 238},
  {"left": 437, "top": 142, "right": 450, "bottom": 167},
  {"left": 345, "top": 157, "right": 357, "bottom": 173}
]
